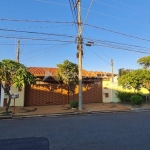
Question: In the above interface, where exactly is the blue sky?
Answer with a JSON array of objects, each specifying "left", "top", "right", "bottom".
[{"left": 0, "top": 0, "right": 150, "bottom": 73}]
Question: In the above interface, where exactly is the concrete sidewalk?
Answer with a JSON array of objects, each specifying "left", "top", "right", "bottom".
[{"left": 0, "top": 103, "right": 130, "bottom": 118}]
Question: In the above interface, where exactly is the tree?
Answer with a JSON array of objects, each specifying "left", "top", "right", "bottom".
[
  {"left": 0, "top": 59, "right": 36, "bottom": 112},
  {"left": 118, "top": 68, "right": 134, "bottom": 77},
  {"left": 137, "top": 55, "right": 150, "bottom": 69},
  {"left": 140, "top": 69, "right": 150, "bottom": 94},
  {"left": 56, "top": 60, "right": 78, "bottom": 102},
  {"left": 118, "top": 69, "right": 144, "bottom": 93}
]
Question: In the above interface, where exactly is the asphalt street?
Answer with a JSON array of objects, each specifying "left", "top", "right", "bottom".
[{"left": 0, "top": 112, "right": 150, "bottom": 150}]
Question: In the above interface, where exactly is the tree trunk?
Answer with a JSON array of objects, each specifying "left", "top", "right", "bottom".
[
  {"left": 1, "top": 83, "right": 12, "bottom": 112},
  {"left": 5, "top": 92, "right": 11, "bottom": 112},
  {"left": 148, "top": 90, "right": 150, "bottom": 102},
  {"left": 72, "top": 90, "right": 75, "bottom": 101},
  {"left": 67, "top": 85, "right": 69, "bottom": 104}
]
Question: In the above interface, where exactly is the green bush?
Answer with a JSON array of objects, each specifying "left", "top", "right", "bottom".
[
  {"left": 117, "top": 92, "right": 135, "bottom": 102},
  {"left": 70, "top": 100, "right": 78, "bottom": 108},
  {"left": 130, "top": 95, "right": 143, "bottom": 105}
]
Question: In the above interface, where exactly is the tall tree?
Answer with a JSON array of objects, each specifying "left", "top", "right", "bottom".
[
  {"left": 0, "top": 59, "right": 35, "bottom": 112},
  {"left": 118, "top": 69, "right": 144, "bottom": 93},
  {"left": 118, "top": 68, "right": 134, "bottom": 77},
  {"left": 56, "top": 60, "right": 78, "bottom": 103},
  {"left": 137, "top": 55, "right": 150, "bottom": 69}
]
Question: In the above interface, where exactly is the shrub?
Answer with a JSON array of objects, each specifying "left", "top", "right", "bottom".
[
  {"left": 70, "top": 100, "right": 78, "bottom": 108},
  {"left": 130, "top": 95, "right": 143, "bottom": 105},
  {"left": 117, "top": 92, "right": 135, "bottom": 102}
]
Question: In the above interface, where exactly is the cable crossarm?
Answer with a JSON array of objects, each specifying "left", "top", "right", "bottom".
[{"left": 83, "top": 37, "right": 150, "bottom": 51}]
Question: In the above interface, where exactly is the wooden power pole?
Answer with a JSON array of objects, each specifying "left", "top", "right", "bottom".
[
  {"left": 16, "top": 40, "right": 20, "bottom": 63},
  {"left": 77, "top": 0, "right": 83, "bottom": 110}
]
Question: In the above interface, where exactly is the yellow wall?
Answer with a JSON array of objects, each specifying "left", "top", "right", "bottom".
[
  {"left": 112, "top": 82, "right": 149, "bottom": 103},
  {"left": 10, "top": 85, "right": 25, "bottom": 107},
  {"left": 102, "top": 80, "right": 112, "bottom": 103},
  {"left": 103, "top": 77, "right": 149, "bottom": 103}
]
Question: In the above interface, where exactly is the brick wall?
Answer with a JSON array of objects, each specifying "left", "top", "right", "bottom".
[{"left": 25, "top": 82, "right": 102, "bottom": 106}]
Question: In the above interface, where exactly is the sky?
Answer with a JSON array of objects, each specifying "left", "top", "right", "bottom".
[{"left": 0, "top": 0, "right": 150, "bottom": 74}]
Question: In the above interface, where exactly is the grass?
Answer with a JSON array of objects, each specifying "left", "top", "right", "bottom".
[{"left": 0, "top": 111, "right": 12, "bottom": 116}]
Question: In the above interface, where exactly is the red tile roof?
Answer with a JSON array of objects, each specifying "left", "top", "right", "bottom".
[{"left": 28, "top": 67, "right": 117, "bottom": 78}]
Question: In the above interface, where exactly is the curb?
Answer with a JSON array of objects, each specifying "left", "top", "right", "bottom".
[
  {"left": 0, "top": 115, "right": 13, "bottom": 119},
  {"left": 0, "top": 108, "right": 150, "bottom": 120},
  {"left": 2, "top": 110, "right": 131, "bottom": 119},
  {"left": 131, "top": 108, "right": 150, "bottom": 112},
  {"left": 2, "top": 108, "right": 150, "bottom": 120}
]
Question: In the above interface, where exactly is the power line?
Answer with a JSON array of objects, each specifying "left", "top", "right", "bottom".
[
  {"left": 83, "top": 37, "right": 150, "bottom": 52},
  {"left": 94, "top": 43, "right": 150, "bottom": 54},
  {"left": 84, "top": 23, "right": 150, "bottom": 42},
  {"left": 83, "top": 29, "right": 112, "bottom": 60},
  {"left": 35, "top": 0, "right": 69, "bottom": 6},
  {"left": 87, "top": 47, "right": 110, "bottom": 64},
  {"left": 0, "top": 18, "right": 76, "bottom": 24},
  {"left": 85, "top": 38, "right": 150, "bottom": 50},
  {"left": 82, "top": 8, "right": 150, "bottom": 27},
  {"left": 95, "top": 0, "right": 150, "bottom": 18},
  {"left": 95, "top": 41, "right": 150, "bottom": 52},
  {"left": 8, "top": 24, "right": 73, "bottom": 30},
  {"left": 82, "top": 0, "right": 94, "bottom": 32},
  {"left": 95, "top": 42, "right": 150, "bottom": 53},
  {"left": 96, "top": 46, "right": 112, "bottom": 60},
  {"left": 111, "top": 0, "right": 150, "bottom": 14},
  {"left": 0, "top": 43, "right": 71, "bottom": 45},
  {"left": 21, "top": 24, "right": 75, "bottom": 43},
  {"left": 21, "top": 43, "right": 70, "bottom": 55},
  {"left": 71, "top": 0, "right": 78, "bottom": 20},
  {"left": 83, "top": 35, "right": 150, "bottom": 53},
  {"left": 0, "top": 35, "right": 75, "bottom": 43},
  {"left": 69, "top": 0, "right": 78, "bottom": 31},
  {"left": 21, "top": 43, "right": 71, "bottom": 63},
  {"left": 0, "top": 28, "right": 77, "bottom": 38}
]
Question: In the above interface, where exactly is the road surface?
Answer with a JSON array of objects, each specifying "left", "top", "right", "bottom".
[{"left": 0, "top": 112, "right": 150, "bottom": 150}]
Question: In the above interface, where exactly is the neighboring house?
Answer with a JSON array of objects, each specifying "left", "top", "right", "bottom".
[
  {"left": 0, "top": 83, "right": 25, "bottom": 107},
  {"left": 0, "top": 67, "right": 117, "bottom": 107}
]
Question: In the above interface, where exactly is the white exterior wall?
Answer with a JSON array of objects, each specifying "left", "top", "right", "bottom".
[{"left": 0, "top": 84, "right": 5, "bottom": 107}]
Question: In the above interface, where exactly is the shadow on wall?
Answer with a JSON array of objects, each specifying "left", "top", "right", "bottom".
[
  {"left": 107, "top": 81, "right": 150, "bottom": 103},
  {"left": 24, "top": 82, "right": 103, "bottom": 106}
]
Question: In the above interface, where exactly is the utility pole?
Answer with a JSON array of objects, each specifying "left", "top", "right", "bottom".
[
  {"left": 77, "top": 0, "right": 83, "bottom": 110},
  {"left": 16, "top": 40, "right": 20, "bottom": 63},
  {"left": 111, "top": 59, "right": 114, "bottom": 82}
]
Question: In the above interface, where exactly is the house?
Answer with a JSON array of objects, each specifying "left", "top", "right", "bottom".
[
  {"left": 0, "top": 83, "right": 25, "bottom": 107},
  {"left": 0, "top": 67, "right": 118, "bottom": 107}
]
